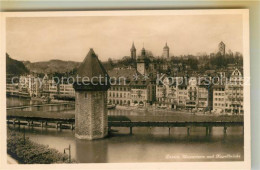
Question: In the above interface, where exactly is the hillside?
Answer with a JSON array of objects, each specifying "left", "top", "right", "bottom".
[
  {"left": 6, "top": 53, "right": 29, "bottom": 75},
  {"left": 23, "top": 60, "right": 80, "bottom": 74}
]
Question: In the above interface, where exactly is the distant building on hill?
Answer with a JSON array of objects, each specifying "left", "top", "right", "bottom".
[
  {"left": 218, "top": 41, "right": 226, "bottom": 56},
  {"left": 162, "top": 42, "right": 170, "bottom": 58}
]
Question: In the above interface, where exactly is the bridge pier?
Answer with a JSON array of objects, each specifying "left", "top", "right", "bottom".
[
  {"left": 130, "top": 127, "right": 133, "bottom": 135},
  {"left": 12, "top": 119, "right": 16, "bottom": 126},
  {"left": 187, "top": 127, "right": 190, "bottom": 136},
  {"left": 206, "top": 126, "right": 212, "bottom": 136},
  {"left": 224, "top": 126, "right": 227, "bottom": 134},
  {"left": 56, "top": 123, "right": 59, "bottom": 129}
]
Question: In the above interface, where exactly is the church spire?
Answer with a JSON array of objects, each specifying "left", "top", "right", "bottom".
[
  {"left": 130, "top": 42, "right": 136, "bottom": 61},
  {"left": 131, "top": 42, "right": 136, "bottom": 50}
]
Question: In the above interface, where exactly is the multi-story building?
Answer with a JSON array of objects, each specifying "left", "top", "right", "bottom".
[
  {"left": 225, "top": 68, "right": 243, "bottom": 114},
  {"left": 213, "top": 68, "right": 243, "bottom": 115},
  {"left": 107, "top": 68, "right": 135, "bottom": 106},
  {"left": 19, "top": 75, "right": 42, "bottom": 97},
  {"left": 176, "top": 84, "right": 188, "bottom": 108},
  {"left": 156, "top": 76, "right": 178, "bottom": 109},
  {"left": 186, "top": 77, "right": 197, "bottom": 109},
  {"left": 197, "top": 85, "right": 211, "bottom": 110},
  {"left": 48, "top": 79, "right": 59, "bottom": 98},
  {"left": 59, "top": 83, "right": 75, "bottom": 97},
  {"left": 213, "top": 85, "right": 226, "bottom": 113}
]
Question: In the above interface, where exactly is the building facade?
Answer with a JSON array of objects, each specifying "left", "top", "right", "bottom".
[{"left": 213, "top": 68, "right": 244, "bottom": 115}]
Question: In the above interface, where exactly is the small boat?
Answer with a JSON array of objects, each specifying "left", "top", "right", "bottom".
[{"left": 107, "top": 104, "right": 116, "bottom": 109}]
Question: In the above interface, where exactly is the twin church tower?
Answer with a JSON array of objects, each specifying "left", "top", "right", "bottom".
[
  {"left": 130, "top": 42, "right": 170, "bottom": 61},
  {"left": 130, "top": 42, "right": 170, "bottom": 75}
]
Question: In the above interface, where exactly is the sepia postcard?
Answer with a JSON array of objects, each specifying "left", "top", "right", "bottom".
[{"left": 0, "top": 9, "right": 250, "bottom": 170}]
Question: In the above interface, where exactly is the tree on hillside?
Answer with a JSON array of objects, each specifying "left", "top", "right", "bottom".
[{"left": 6, "top": 53, "right": 29, "bottom": 76}]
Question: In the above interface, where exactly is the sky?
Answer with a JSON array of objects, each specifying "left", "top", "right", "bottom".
[{"left": 6, "top": 14, "right": 243, "bottom": 62}]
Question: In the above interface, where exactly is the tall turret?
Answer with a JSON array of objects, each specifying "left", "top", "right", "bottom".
[
  {"left": 218, "top": 41, "right": 226, "bottom": 56},
  {"left": 162, "top": 42, "right": 170, "bottom": 58},
  {"left": 130, "top": 42, "right": 136, "bottom": 61},
  {"left": 73, "top": 48, "right": 110, "bottom": 140},
  {"left": 137, "top": 46, "right": 146, "bottom": 75}
]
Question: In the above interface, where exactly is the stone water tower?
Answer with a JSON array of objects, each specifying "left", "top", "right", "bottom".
[{"left": 73, "top": 48, "right": 110, "bottom": 140}]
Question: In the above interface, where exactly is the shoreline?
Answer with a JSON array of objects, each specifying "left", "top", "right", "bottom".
[{"left": 115, "top": 105, "right": 234, "bottom": 117}]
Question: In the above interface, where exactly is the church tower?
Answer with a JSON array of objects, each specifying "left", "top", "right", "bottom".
[
  {"left": 130, "top": 42, "right": 136, "bottom": 61},
  {"left": 218, "top": 41, "right": 226, "bottom": 56},
  {"left": 162, "top": 42, "right": 170, "bottom": 58},
  {"left": 137, "top": 46, "right": 146, "bottom": 75},
  {"left": 73, "top": 49, "right": 110, "bottom": 140}
]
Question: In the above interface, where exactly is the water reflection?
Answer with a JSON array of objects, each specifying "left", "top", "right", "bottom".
[
  {"left": 8, "top": 125, "right": 243, "bottom": 163},
  {"left": 75, "top": 139, "right": 108, "bottom": 163}
]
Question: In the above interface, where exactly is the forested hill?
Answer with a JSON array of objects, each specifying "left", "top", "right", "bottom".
[
  {"left": 23, "top": 59, "right": 80, "bottom": 74},
  {"left": 6, "top": 53, "right": 29, "bottom": 76}
]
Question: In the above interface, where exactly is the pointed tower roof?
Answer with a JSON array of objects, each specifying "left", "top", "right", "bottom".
[
  {"left": 77, "top": 48, "right": 108, "bottom": 78},
  {"left": 163, "top": 42, "right": 169, "bottom": 49},
  {"left": 74, "top": 48, "right": 110, "bottom": 91},
  {"left": 131, "top": 42, "right": 136, "bottom": 50}
]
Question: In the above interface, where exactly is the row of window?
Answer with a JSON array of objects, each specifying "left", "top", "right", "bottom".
[
  {"left": 214, "top": 98, "right": 224, "bottom": 101},
  {"left": 109, "top": 87, "right": 130, "bottom": 91},
  {"left": 108, "top": 92, "right": 130, "bottom": 98}
]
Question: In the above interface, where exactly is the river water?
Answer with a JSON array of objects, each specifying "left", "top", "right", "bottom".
[{"left": 7, "top": 97, "right": 244, "bottom": 163}]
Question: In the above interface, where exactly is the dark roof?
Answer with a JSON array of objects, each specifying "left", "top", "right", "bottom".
[
  {"left": 73, "top": 49, "right": 110, "bottom": 91},
  {"left": 76, "top": 48, "right": 108, "bottom": 80},
  {"left": 108, "top": 68, "right": 139, "bottom": 81}
]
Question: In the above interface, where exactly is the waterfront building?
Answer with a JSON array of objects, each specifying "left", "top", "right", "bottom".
[
  {"left": 213, "top": 85, "right": 226, "bottom": 114},
  {"left": 59, "top": 83, "right": 75, "bottom": 97},
  {"left": 130, "top": 78, "right": 151, "bottom": 107},
  {"left": 107, "top": 67, "right": 156, "bottom": 107},
  {"left": 42, "top": 74, "right": 50, "bottom": 97},
  {"left": 6, "top": 83, "right": 19, "bottom": 96},
  {"left": 224, "top": 68, "right": 243, "bottom": 114},
  {"left": 156, "top": 75, "right": 178, "bottom": 109},
  {"left": 176, "top": 84, "right": 188, "bottom": 108},
  {"left": 107, "top": 68, "right": 134, "bottom": 106},
  {"left": 212, "top": 68, "right": 244, "bottom": 115},
  {"left": 19, "top": 75, "right": 42, "bottom": 97},
  {"left": 48, "top": 79, "right": 59, "bottom": 98},
  {"left": 186, "top": 77, "right": 198, "bottom": 109},
  {"left": 197, "top": 84, "right": 211, "bottom": 110}
]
